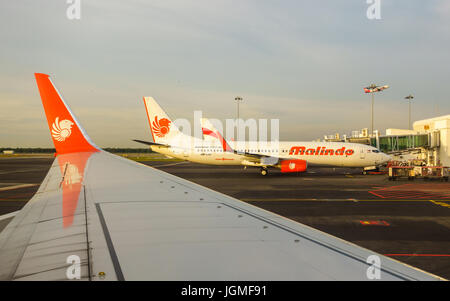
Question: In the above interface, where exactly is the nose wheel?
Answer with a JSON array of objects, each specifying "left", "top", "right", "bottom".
[{"left": 260, "top": 167, "right": 268, "bottom": 176}]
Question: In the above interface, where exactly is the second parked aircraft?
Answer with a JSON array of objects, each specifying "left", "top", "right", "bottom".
[{"left": 135, "top": 97, "right": 391, "bottom": 175}]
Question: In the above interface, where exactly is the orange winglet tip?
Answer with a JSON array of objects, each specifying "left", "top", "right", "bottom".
[{"left": 35, "top": 73, "right": 99, "bottom": 155}]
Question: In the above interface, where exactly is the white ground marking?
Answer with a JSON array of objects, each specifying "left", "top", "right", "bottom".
[{"left": 0, "top": 169, "right": 44, "bottom": 175}]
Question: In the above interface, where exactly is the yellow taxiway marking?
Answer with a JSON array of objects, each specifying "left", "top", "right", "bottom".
[
  {"left": 151, "top": 162, "right": 189, "bottom": 168},
  {"left": 429, "top": 200, "right": 450, "bottom": 208},
  {"left": 0, "top": 184, "right": 38, "bottom": 192}
]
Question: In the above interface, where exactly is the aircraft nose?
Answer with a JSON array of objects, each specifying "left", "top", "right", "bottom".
[{"left": 381, "top": 153, "right": 392, "bottom": 164}]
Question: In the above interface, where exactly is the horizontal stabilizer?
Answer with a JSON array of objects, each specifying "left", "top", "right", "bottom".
[{"left": 132, "top": 139, "right": 170, "bottom": 147}]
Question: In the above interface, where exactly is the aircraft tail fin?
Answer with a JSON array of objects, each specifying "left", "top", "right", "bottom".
[
  {"left": 34, "top": 73, "right": 99, "bottom": 155},
  {"left": 143, "top": 97, "right": 183, "bottom": 145}
]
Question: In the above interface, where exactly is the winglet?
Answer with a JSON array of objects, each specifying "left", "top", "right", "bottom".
[{"left": 35, "top": 73, "right": 99, "bottom": 155}]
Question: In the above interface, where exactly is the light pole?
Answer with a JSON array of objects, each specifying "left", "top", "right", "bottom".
[
  {"left": 405, "top": 94, "right": 414, "bottom": 130},
  {"left": 235, "top": 96, "right": 243, "bottom": 140},
  {"left": 364, "top": 84, "right": 389, "bottom": 137}
]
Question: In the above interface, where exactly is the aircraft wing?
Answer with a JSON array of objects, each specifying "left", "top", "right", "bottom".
[
  {"left": 233, "top": 151, "right": 284, "bottom": 166},
  {"left": 0, "top": 74, "right": 443, "bottom": 281}
]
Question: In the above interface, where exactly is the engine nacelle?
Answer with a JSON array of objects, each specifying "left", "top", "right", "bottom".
[{"left": 280, "top": 159, "right": 307, "bottom": 173}]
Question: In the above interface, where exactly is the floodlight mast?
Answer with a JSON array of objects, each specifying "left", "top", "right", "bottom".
[
  {"left": 405, "top": 94, "right": 414, "bottom": 130},
  {"left": 235, "top": 96, "right": 243, "bottom": 141},
  {"left": 364, "top": 84, "right": 389, "bottom": 137}
]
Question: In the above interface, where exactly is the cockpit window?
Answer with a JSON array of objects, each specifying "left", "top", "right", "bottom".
[{"left": 372, "top": 149, "right": 380, "bottom": 153}]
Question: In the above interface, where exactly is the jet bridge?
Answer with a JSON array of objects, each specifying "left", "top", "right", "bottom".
[{"left": 370, "top": 133, "right": 433, "bottom": 153}]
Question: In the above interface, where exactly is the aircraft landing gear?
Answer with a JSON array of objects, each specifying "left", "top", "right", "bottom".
[
  {"left": 362, "top": 166, "right": 379, "bottom": 175},
  {"left": 260, "top": 167, "right": 268, "bottom": 176}
]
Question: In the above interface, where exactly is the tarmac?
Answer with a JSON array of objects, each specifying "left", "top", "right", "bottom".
[{"left": 0, "top": 157, "right": 449, "bottom": 279}]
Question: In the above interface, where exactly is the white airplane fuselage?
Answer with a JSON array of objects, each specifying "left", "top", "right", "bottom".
[{"left": 151, "top": 139, "right": 390, "bottom": 168}]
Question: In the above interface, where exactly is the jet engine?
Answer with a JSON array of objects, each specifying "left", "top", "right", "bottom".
[{"left": 280, "top": 159, "right": 307, "bottom": 173}]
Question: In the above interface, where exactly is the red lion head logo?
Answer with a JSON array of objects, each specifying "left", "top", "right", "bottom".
[{"left": 152, "top": 116, "right": 171, "bottom": 138}]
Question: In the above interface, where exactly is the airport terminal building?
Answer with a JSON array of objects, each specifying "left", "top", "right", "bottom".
[
  {"left": 324, "top": 115, "right": 450, "bottom": 166},
  {"left": 380, "top": 115, "right": 450, "bottom": 166},
  {"left": 411, "top": 115, "right": 450, "bottom": 166}
]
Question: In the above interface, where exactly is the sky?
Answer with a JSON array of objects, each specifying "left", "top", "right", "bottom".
[{"left": 1, "top": 0, "right": 449, "bottom": 147}]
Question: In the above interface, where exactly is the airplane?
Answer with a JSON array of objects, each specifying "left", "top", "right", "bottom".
[
  {"left": 0, "top": 74, "right": 441, "bottom": 280},
  {"left": 135, "top": 97, "right": 391, "bottom": 176}
]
